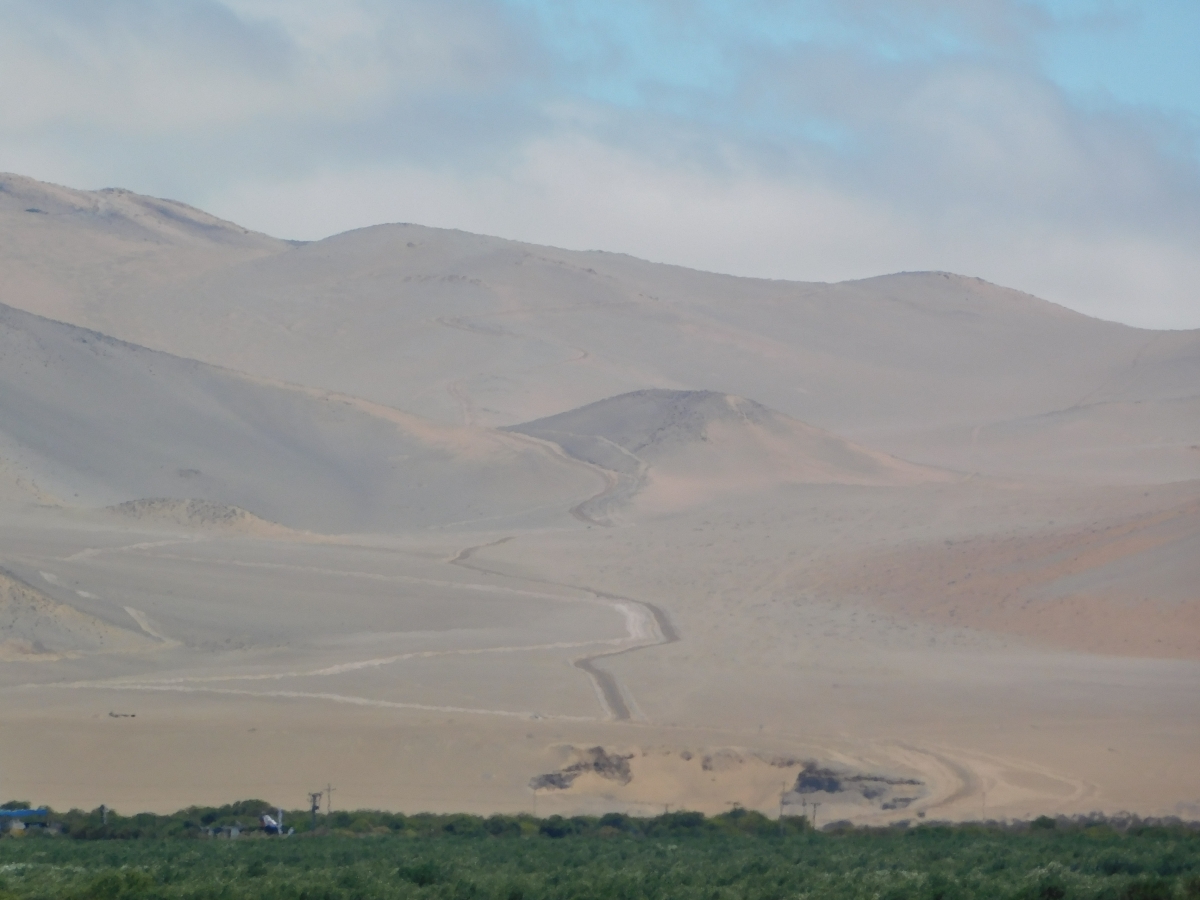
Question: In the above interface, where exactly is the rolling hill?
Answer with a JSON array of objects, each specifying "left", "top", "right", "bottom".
[
  {"left": 3, "top": 175, "right": 1198, "bottom": 486},
  {"left": 509, "top": 389, "right": 949, "bottom": 518}
]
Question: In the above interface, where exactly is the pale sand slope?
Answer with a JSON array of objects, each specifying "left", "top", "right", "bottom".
[
  {"left": 806, "top": 489, "right": 1200, "bottom": 659},
  {"left": 882, "top": 396, "right": 1200, "bottom": 485},
  {"left": 0, "top": 566, "right": 155, "bottom": 660},
  {"left": 1, "top": 481, "right": 1196, "bottom": 821},
  {"left": 0, "top": 454, "right": 58, "bottom": 508},
  {"left": 0, "top": 301, "right": 601, "bottom": 533},
  {"left": 0, "top": 177, "right": 1197, "bottom": 483}
]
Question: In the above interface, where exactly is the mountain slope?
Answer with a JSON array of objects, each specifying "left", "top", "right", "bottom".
[
  {"left": 0, "top": 302, "right": 600, "bottom": 533},
  {"left": 0, "top": 567, "right": 155, "bottom": 660},
  {"left": 1, "top": 175, "right": 1198, "bottom": 484},
  {"left": 0, "top": 172, "right": 289, "bottom": 331},
  {"left": 86, "top": 227, "right": 1168, "bottom": 436},
  {"left": 509, "top": 390, "right": 949, "bottom": 518}
]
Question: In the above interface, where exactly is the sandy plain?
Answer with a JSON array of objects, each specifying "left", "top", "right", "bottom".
[{"left": 0, "top": 173, "right": 1197, "bottom": 824}]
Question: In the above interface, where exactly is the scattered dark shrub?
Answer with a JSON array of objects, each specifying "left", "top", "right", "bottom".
[
  {"left": 397, "top": 860, "right": 443, "bottom": 886},
  {"left": 484, "top": 815, "right": 522, "bottom": 837},
  {"left": 538, "top": 815, "right": 577, "bottom": 838},
  {"left": 1121, "top": 878, "right": 1175, "bottom": 900},
  {"left": 1099, "top": 855, "right": 1145, "bottom": 876}
]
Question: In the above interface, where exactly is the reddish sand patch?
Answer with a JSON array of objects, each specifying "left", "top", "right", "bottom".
[{"left": 807, "top": 497, "right": 1200, "bottom": 659}]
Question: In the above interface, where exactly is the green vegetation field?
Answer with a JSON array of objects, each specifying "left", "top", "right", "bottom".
[{"left": 0, "top": 803, "right": 1198, "bottom": 900}]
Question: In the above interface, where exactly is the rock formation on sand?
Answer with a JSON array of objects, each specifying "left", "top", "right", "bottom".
[
  {"left": 105, "top": 499, "right": 297, "bottom": 536},
  {"left": 530, "top": 747, "right": 634, "bottom": 790}
]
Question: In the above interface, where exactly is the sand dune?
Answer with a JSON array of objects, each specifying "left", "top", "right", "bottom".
[{"left": 509, "top": 389, "right": 948, "bottom": 517}]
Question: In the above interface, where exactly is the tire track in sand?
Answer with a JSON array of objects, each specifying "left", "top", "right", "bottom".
[{"left": 450, "top": 539, "right": 679, "bottom": 721}]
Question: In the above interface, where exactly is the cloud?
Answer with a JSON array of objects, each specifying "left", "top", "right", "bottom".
[
  {"left": 0, "top": 1, "right": 298, "bottom": 131},
  {"left": 0, "top": 0, "right": 537, "bottom": 136},
  {"left": 208, "top": 122, "right": 1200, "bottom": 330},
  {"left": 0, "top": 0, "right": 1198, "bottom": 328}
]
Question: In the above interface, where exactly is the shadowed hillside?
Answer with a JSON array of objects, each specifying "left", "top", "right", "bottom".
[
  {"left": 509, "top": 389, "right": 948, "bottom": 518},
  {"left": 0, "top": 301, "right": 599, "bottom": 533}
]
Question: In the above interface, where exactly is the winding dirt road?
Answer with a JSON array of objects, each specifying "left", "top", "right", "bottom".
[{"left": 449, "top": 538, "right": 679, "bottom": 721}]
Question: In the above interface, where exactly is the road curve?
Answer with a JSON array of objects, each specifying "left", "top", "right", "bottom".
[{"left": 448, "top": 539, "right": 679, "bottom": 721}]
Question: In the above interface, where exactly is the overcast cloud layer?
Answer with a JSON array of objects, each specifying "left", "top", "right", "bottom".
[{"left": 1, "top": 0, "right": 1198, "bottom": 328}]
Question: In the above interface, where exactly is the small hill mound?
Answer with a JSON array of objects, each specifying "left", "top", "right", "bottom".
[
  {"left": 508, "top": 390, "right": 948, "bottom": 517},
  {"left": 106, "top": 498, "right": 297, "bottom": 536},
  {"left": 0, "top": 568, "right": 156, "bottom": 660}
]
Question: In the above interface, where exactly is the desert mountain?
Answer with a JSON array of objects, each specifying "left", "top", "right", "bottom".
[
  {"left": 1, "top": 173, "right": 1198, "bottom": 821},
  {"left": 0, "top": 301, "right": 599, "bottom": 533},
  {"left": 509, "top": 390, "right": 948, "bottom": 518},
  {"left": 2, "top": 177, "right": 1198, "bottom": 484},
  {"left": 0, "top": 173, "right": 288, "bottom": 333}
]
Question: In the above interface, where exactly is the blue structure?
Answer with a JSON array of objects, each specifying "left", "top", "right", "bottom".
[{"left": 0, "top": 809, "right": 48, "bottom": 819}]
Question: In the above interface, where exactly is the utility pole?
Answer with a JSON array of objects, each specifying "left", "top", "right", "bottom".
[
  {"left": 811, "top": 802, "right": 820, "bottom": 832},
  {"left": 779, "top": 782, "right": 787, "bottom": 834},
  {"left": 325, "top": 783, "right": 336, "bottom": 815},
  {"left": 308, "top": 792, "right": 323, "bottom": 830}
]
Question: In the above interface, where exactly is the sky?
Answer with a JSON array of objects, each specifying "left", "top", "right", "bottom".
[{"left": 1, "top": 0, "right": 1198, "bottom": 328}]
